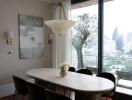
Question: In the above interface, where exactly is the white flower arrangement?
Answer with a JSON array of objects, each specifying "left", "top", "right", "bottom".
[{"left": 59, "top": 63, "right": 70, "bottom": 71}]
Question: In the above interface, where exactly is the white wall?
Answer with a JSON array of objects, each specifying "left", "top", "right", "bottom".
[{"left": 0, "top": 0, "right": 52, "bottom": 97}]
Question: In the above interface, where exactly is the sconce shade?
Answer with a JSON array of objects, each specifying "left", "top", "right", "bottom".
[
  {"left": 7, "top": 32, "right": 13, "bottom": 40},
  {"left": 6, "top": 32, "right": 14, "bottom": 45},
  {"left": 45, "top": 20, "right": 76, "bottom": 35}
]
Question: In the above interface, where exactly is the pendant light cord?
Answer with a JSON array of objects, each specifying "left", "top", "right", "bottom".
[
  {"left": 61, "top": 2, "right": 67, "bottom": 20},
  {"left": 52, "top": 0, "right": 67, "bottom": 20}
]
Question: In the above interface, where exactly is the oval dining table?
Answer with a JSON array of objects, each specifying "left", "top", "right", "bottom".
[{"left": 26, "top": 68, "right": 114, "bottom": 100}]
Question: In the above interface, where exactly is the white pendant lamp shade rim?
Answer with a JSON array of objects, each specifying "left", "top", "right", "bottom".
[{"left": 45, "top": 20, "right": 76, "bottom": 35}]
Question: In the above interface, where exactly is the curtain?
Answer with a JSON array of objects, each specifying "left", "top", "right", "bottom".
[{"left": 52, "top": 0, "right": 72, "bottom": 68}]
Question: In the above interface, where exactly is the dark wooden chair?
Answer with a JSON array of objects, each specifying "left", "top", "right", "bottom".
[
  {"left": 12, "top": 76, "right": 29, "bottom": 100},
  {"left": 68, "top": 67, "right": 76, "bottom": 72},
  {"left": 97, "top": 72, "right": 116, "bottom": 100},
  {"left": 26, "top": 82, "right": 46, "bottom": 100},
  {"left": 76, "top": 69, "right": 92, "bottom": 75}
]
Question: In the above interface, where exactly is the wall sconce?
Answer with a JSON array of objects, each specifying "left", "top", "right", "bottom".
[
  {"left": 48, "top": 33, "right": 53, "bottom": 43},
  {"left": 6, "top": 32, "right": 14, "bottom": 45}
]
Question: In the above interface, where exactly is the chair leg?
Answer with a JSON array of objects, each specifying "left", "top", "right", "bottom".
[{"left": 22, "top": 95, "right": 24, "bottom": 100}]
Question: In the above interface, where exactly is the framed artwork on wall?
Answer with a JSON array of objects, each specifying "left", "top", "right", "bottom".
[{"left": 18, "top": 15, "right": 44, "bottom": 59}]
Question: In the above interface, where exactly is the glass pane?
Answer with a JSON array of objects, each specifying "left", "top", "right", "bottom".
[
  {"left": 103, "top": 0, "right": 132, "bottom": 91},
  {"left": 71, "top": 0, "right": 98, "bottom": 74}
]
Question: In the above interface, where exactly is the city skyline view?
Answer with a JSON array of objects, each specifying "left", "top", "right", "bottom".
[{"left": 71, "top": 0, "right": 132, "bottom": 72}]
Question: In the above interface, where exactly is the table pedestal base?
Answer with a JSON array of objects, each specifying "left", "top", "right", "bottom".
[{"left": 75, "top": 92, "right": 101, "bottom": 100}]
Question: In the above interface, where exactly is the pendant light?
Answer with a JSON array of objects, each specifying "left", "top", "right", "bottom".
[{"left": 44, "top": 0, "right": 76, "bottom": 36}]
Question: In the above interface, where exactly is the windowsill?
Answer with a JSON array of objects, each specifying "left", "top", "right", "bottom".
[
  {"left": 117, "top": 79, "right": 132, "bottom": 89},
  {"left": 116, "top": 86, "right": 132, "bottom": 95},
  {"left": 115, "top": 79, "right": 132, "bottom": 95}
]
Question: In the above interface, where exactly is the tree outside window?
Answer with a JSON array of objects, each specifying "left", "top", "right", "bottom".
[{"left": 72, "top": 14, "right": 98, "bottom": 69}]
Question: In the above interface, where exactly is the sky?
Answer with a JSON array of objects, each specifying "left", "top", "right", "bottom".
[{"left": 71, "top": 0, "right": 132, "bottom": 40}]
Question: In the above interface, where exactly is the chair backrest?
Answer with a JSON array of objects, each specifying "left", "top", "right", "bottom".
[
  {"left": 12, "top": 76, "right": 28, "bottom": 95},
  {"left": 68, "top": 67, "right": 76, "bottom": 72},
  {"left": 27, "top": 82, "right": 46, "bottom": 100},
  {"left": 46, "top": 89, "right": 71, "bottom": 100},
  {"left": 97, "top": 72, "right": 116, "bottom": 92},
  {"left": 76, "top": 69, "right": 92, "bottom": 75}
]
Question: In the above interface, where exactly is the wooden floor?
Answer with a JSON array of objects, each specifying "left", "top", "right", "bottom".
[
  {"left": 0, "top": 95, "right": 112, "bottom": 100},
  {"left": 0, "top": 95, "right": 29, "bottom": 100},
  {"left": 0, "top": 88, "right": 112, "bottom": 100}
]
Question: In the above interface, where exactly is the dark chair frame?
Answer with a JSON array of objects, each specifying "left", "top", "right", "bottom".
[
  {"left": 76, "top": 69, "right": 93, "bottom": 75},
  {"left": 68, "top": 67, "right": 76, "bottom": 72},
  {"left": 27, "top": 81, "right": 71, "bottom": 100},
  {"left": 12, "top": 76, "right": 29, "bottom": 100},
  {"left": 96, "top": 72, "right": 116, "bottom": 100},
  {"left": 26, "top": 82, "right": 46, "bottom": 100}
]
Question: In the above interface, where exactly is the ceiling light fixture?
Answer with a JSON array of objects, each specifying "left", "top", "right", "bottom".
[{"left": 44, "top": 0, "right": 76, "bottom": 36}]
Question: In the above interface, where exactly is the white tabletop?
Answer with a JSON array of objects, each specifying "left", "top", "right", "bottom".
[{"left": 26, "top": 68, "right": 114, "bottom": 93}]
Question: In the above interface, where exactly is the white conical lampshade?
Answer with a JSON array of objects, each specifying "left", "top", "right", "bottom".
[{"left": 45, "top": 20, "right": 76, "bottom": 36}]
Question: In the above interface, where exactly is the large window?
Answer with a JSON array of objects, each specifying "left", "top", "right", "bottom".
[
  {"left": 71, "top": 0, "right": 132, "bottom": 92},
  {"left": 103, "top": 0, "right": 132, "bottom": 92},
  {"left": 103, "top": 0, "right": 132, "bottom": 73},
  {"left": 71, "top": 1, "right": 98, "bottom": 74}
]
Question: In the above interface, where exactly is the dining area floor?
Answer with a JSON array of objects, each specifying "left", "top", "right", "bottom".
[{"left": 0, "top": 95, "right": 112, "bottom": 100}]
